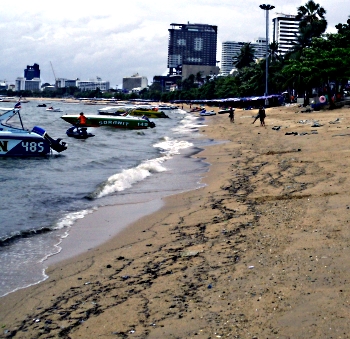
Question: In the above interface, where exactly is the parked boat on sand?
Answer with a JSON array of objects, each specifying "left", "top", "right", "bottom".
[{"left": 199, "top": 109, "right": 216, "bottom": 116}]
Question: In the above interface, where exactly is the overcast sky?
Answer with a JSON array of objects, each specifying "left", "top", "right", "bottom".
[{"left": 1, "top": 0, "right": 349, "bottom": 88}]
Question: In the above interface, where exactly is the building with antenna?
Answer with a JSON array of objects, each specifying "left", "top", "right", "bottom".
[
  {"left": 272, "top": 13, "right": 300, "bottom": 55},
  {"left": 122, "top": 74, "right": 148, "bottom": 92}
]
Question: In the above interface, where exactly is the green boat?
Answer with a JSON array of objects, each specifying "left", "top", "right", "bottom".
[
  {"left": 128, "top": 108, "right": 169, "bottom": 118},
  {"left": 61, "top": 114, "right": 156, "bottom": 129}
]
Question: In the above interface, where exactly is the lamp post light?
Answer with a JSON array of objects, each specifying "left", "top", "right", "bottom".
[{"left": 259, "top": 4, "right": 275, "bottom": 106}]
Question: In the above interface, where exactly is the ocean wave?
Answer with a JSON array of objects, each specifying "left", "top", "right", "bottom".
[
  {"left": 154, "top": 136, "right": 193, "bottom": 155},
  {"left": 0, "top": 209, "right": 95, "bottom": 247},
  {"left": 89, "top": 137, "right": 194, "bottom": 199},
  {"left": 54, "top": 208, "right": 96, "bottom": 230}
]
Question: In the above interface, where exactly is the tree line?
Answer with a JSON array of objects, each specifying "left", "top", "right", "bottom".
[
  {"left": 2, "top": 1, "right": 349, "bottom": 105},
  {"left": 143, "top": 0, "right": 350, "bottom": 105}
]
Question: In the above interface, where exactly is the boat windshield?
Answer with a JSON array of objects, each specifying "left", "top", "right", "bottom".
[{"left": 0, "top": 108, "right": 26, "bottom": 130}]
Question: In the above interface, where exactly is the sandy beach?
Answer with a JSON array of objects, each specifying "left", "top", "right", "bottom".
[{"left": 2, "top": 102, "right": 350, "bottom": 338}]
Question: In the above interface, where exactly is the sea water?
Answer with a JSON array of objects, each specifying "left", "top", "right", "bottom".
[{"left": 0, "top": 100, "right": 214, "bottom": 297}]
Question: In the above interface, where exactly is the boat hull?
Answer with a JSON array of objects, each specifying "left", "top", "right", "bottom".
[
  {"left": 0, "top": 108, "right": 67, "bottom": 157},
  {"left": 129, "top": 109, "right": 169, "bottom": 118},
  {"left": 0, "top": 133, "right": 52, "bottom": 156},
  {"left": 61, "top": 114, "right": 155, "bottom": 129}
]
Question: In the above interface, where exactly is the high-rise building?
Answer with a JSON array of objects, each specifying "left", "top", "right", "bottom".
[
  {"left": 24, "top": 63, "right": 40, "bottom": 80},
  {"left": 122, "top": 74, "right": 148, "bottom": 92},
  {"left": 220, "top": 38, "right": 266, "bottom": 76},
  {"left": 15, "top": 77, "right": 41, "bottom": 91},
  {"left": 272, "top": 14, "right": 300, "bottom": 55},
  {"left": 167, "top": 23, "right": 219, "bottom": 78}
]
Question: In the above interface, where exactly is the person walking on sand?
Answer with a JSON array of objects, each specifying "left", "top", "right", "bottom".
[
  {"left": 229, "top": 107, "right": 235, "bottom": 123},
  {"left": 252, "top": 106, "right": 266, "bottom": 126},
  {"left": 259, "top": 106, "right": 266, "bottom": 127}
]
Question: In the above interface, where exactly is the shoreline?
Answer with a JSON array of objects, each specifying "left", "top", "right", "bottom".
[{"left": 2, "top": 103, "right": 350, "bottom": 337}]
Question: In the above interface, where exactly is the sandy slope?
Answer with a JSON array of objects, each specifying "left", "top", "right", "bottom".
[{"left": 1, "top": 103, "right": 350, "bottom": 338}]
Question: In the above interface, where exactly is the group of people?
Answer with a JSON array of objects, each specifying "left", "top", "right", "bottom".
[{"left": 227, "top": 105, "right": 266, "bottom": 126}]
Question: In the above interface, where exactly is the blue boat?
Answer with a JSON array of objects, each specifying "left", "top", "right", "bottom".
[{"left": 0, "top": 106, "right": 67, "bottom": 157}]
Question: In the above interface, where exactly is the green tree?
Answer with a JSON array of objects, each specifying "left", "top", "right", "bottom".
[
  {"left": 296, "top": 0, "right": 327, "bottom": 46},
  {"left": 232, "top": 43, "right": 256, "bottom": 70}
]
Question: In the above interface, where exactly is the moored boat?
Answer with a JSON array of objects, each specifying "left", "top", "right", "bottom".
[
  {"left": 0, "top": 107, "right": 67, "bottom": 157},
  {"left": 46, "top": 107, "right": 62, "bottom": 112},
  {"left": 66, "top": 126, "right": 95, "bottom": 139},
  {"left": 98, "top": 106, "right": 131, "bottom": 116},
  {"left": 61, "top": 114, "right": 156, "bottom": 129},
  {"left": 127, "top": 105, "right": 169, "bottom": 118}
]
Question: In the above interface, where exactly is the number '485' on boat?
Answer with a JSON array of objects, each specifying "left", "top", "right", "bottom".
[{"left": 0, "top": 106, "right": 67, "bottom": 157}]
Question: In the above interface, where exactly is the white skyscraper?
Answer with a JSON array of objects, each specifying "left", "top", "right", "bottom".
[
  {"left": 220, "top": 38, "right": 266, "bottom": 76},
  {"left": 272, "top": 14, "right": 300, "bottom": 55}
]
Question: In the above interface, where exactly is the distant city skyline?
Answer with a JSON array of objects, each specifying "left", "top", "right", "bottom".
[{"left": 0, "top": 0, "right": 348, "bottom": 87}]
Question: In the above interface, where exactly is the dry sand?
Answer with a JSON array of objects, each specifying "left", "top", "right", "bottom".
[{"left": 1, "top": 103, "right": 350, "bottom": 338}]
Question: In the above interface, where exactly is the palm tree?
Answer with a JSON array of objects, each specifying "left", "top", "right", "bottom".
[
  {"left": 296, "top": 0, "right": 327, "bottom": 44},
  {"left": 232, "top": 43, "right": 256, "bottom": 70},
  {"left": 269, "top": 41, "right": 281, "bottom": 62}
]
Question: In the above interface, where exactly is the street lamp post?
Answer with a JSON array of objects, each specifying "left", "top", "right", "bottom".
[{"left": 259, "top": 4, "right": 275, "bottom": 106}]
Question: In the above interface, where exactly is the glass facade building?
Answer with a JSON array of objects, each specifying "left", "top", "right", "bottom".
[
  {"left": 24, "top": 63, "right": 40, "bottom": 80},
  {"left": 168, "top": 23, "right": 218, "bottom": 75}
]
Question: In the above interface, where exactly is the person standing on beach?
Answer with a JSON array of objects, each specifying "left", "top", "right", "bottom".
[
  {"left": 259, "top": 106, "right": 266, "bottom": 127},
  {"left": 229, "top": 107, "right": 234, "bottom": 123}
]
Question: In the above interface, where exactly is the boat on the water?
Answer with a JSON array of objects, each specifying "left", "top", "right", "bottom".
[
  {"left": 46, "top": 107, "right": 62, "bottom": 112},
  {"left": 61, "top": 114, "right": 156, "bottom": 129},
  {"left": 37, "top": 103, "right": 47, "bottom": 107},
  {"left": 157, "top": 104, "right": 178, "bottom": 110},
  {"left": 66, "top": 126, "right": 95, "bottom": 139},
  {"left": 97, "top": 106, "right": 131, "bottom": 116},
  {"left": 0, "top": 107, "right": 67, "bottom": 156},
  {"left": 128, "top": 105, "right": 169, "bottom": 118}
]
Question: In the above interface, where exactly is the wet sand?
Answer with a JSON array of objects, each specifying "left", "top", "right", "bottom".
[{"left": 1, "top": 103, "right": 350, "bottom": 338}]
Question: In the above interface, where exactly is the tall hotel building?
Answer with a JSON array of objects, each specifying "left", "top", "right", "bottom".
[
  {"left": 272, "top": 14, "right": 300, "bottom": 55},
  {"left": 220, "top": 38, "right": 266, "bottom": 76},
  {"left": 167, "top": 23, "right": 219, "bottom": 79}
]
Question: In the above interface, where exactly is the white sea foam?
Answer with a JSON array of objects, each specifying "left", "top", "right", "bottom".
[
  {"left": 54, "top": 209, "right": 96, "bottom": 230},
  {"left": 154, "top": 136, "right": 193, "bottom": 155},
  {"left": 95, "top": 138, "right": 194, "bottom": 198},
  {"left": 172, "top": 114, "right": 206, "bottom": 133}
]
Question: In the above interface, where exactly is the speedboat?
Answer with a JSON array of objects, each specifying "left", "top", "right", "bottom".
[
  {"left": 97, "top": 106, "right": 131, "bottom": 116},
  {"left": 128, "top": 105, "right": 169, "bottom": 118},
  {"left": 199, "top": 109, "right": 216, "bottom": 116},
  {"left": 46, "top": 107, "right": 62, "bottom": 112},
  {"left": 0, "top": 107, "right": 67, "bottom": 157},
  {"left": 61, "top": 114, "right": 156, "bottom": 129},
  {"left": 66, "top": 126, "right": 95, "bottom": 139}
]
